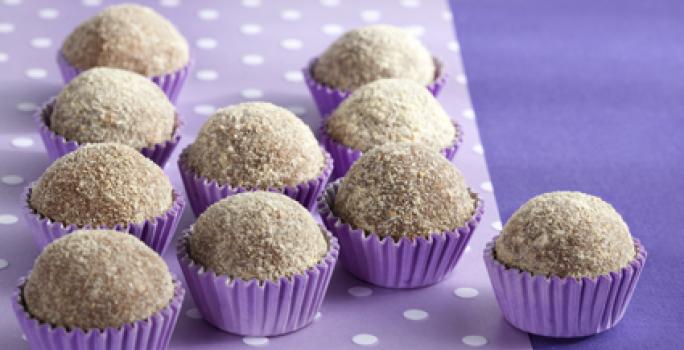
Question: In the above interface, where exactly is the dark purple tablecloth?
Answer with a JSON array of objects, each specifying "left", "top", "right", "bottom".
[{"left": 450, "top": 0, "right": 684, "bottom": 348}]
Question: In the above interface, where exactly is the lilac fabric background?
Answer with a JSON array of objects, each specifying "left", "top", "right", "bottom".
[{"left": 450, "top": 0, "right": 684, "bottom": 349}]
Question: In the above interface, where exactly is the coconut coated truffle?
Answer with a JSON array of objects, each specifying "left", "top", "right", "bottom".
[
  {"left": 495, "top": 191, "right": 636, "bottom": 278},
  {"left": 61, "top": 4, "right": 189, "bottom": 76},
  {"left": 30, "top": 143, "right": 173, "bottom": 227},
  {"left": 51, "top": 67, "right": 175, "bottom": 149},
  {"left": 313, "top": 25, "right": 436, "bottom": 91},
  {"left": 334, "top": 143, "right": 474, "bottom": 240},
  {"left": 326, "top": 78, "right": 456, "bottom": 152},
  {"left": 182, "top": 102, "right": 325, "bottom": 189},
  {"left": 188, "top": 192, "right": 328, "bottom": 281},
  {"left": 23, "top": 230, "right": 174, "bottom": 329}
]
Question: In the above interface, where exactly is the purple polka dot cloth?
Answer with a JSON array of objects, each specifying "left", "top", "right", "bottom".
[{"left": 0, "top": 0, "right": 531, "bottom": 349}]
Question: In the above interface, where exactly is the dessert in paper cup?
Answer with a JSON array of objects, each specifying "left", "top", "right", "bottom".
[
  {"left": 484, "top": 192, "right": 647, "bottom": 337},
  {"left": 318, "top": 143, "right": 482, "bottom": 288},
  {"left": 177, "top": 192, "right": 339, "bottom": 336}
]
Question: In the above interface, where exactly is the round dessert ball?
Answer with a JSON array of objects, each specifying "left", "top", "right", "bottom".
[
  {"left": 23, "top": 230, "right": 174, "bottom": 329},
  {"left": 326, "top": 78, "right": 456, "bottom": 152},
  {"left": 495, "top": 191, "right": 636, "bottom": 278},
  {"left": 313, "top": 25, "right": 436, "bottom": 91},
  {"left": 61, "top": 4, "right": 189, "bottom": 76},
  {"left": 334, "top": 143, "right": 474, "bottom": 240},
  {"left": 51, "top": 67, "right": 175, "bottom": 149},
  {"left": 188, "top": 192, "right": 328, "bottom": 281},
  {"left": 30, "top": 143, "right": 173, "bottom": 227},
  {"left": 182, "top": 102, "right": 325, "bottom": 189}
]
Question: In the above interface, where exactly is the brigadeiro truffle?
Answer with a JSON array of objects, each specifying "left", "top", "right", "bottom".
[
  {"left": 322, "top": 78, "right": 462, "bottom": 179},
  {"left": 304, "top": 24, "right": 447, "bottom": 116},
  {"left": 484, "top": 191, "right": 647, "bottom": 337},
  {"left": 178, "top": 102, "right": 333, "bottom": 215},
  {"left": 13, "top": 230, "right": 184, "bottom": 349},
  {"left": 36, "top": 67, "right": 180, "bottom": 166},
  {"left": 58, "top": 4, "right": 191, "bottom": 102},
  {"left": 177, "top": 192, "right": 339, "bottom": 336},
  {"left": 319, "top": 143, "right": 483, "bottom": 288},
  {"left": 24, "top": 143, "right": 185, "bottom": 254}
]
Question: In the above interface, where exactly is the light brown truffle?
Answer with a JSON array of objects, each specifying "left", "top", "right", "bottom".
[
  {"left": 30, "top": 143, "right": 173, "bottom": 227},
  {"left": 334, "top": 143, "right": 474, "bottom": 240},
  {"left": 313, "top": 25, "right": 436, "bottom": 91},
  {"left": 182, "top": 102, "right": 325, "bottom": 188},
  {"left": 51, "top": 67, "right": 175, "bottom": 149},
  {"left": 61, "top": 4, "right": 189, "bottom": 76},
  {"left": 495, "top": 191, "right": 636, "bottom": 278},
  {"left": 188, "top": 192, "right": 328, "bottom": 281},
  {"left": 23, "top": 230, "right": 174, "bottom": 329},
  {"left": 326, "top": 78, "right": 456, "bottom": 152}
]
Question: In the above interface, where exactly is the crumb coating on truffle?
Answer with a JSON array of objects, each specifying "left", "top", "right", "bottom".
[
  {"left": 495, "top": 191, "right": 636, "bottom": 278},
  {"left": 313, "top": 25, "right": 435, "bottom": 91},
  {"left": 334, "top": 143, "right": 474, "bottom": 240},
  {"left": 30, "top": 143, "right": 173, "bottom": 227},
  {"left": 326, "top": 78, "right": 455, "bottom": 152},
  {"left": 61, "top": 4, "right": 189, "bottom": 76},
  {"left": 188, "top": 192, "right": 328, "bottom": 281},
  {"left": 24, "top": 230, "right": 174, "bottom": 330},
  {"left": 51, "top": 67, "right": 175, "bottom": 149},
  {"left": 182, "top": 102, "right": 325, "bottom": 189}
]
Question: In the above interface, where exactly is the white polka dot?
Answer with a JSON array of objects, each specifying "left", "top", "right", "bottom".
[
  {"left": 12, "top": 137, "right": 33, "bottom": 148},
  {"left": 454, "top": 287, "right": 479, "bottom": 298},
  {"left": 465, "top": 245, "right": 472, "bottom": 253},
  {"left": 352, "top": 334, "right": 378, "bottom": 346},
  {"left": 38, "top": 8, "right": 59, "bottom": 19},
  {"left": 25, "top": 68, "right": 47, "bottom": 79},
  {"left": 240, "top": 24, "right": 262, "bottom": 35},
  {"left": 322, "top": 24, "right": 343, "bottom": 36},
  {"left": 314, "top": 311, "right": 322, "bottom": 321},
  {"left": 31, "top": 37, "right": 52, "bottom": 49},
  {"left": 472, "top": 144, "right": 484, "bottom": 155},
  {"left": 448, "top": 41, "right": 460, "bottom": 52},
  {"left": 3, "top": 0, "right": 21, "bottom": 6},
  {"left": 185, "top": 308, "right": 201, "bottom": 319},
  {"left": 242, "top": 0, "right": 261, "bottom": 8},
  {"left": 242, "top": 54, "right": 264, "bottom": 66},
  {"left": 403, "top": 309, "right": 429, "bottom": 321},
  {"left": 0, "top": 214, "right": 18, "bottom": 225},
  {"left": 456, "top": 73, "right": 468, "bottom": 84},
  {"left": 400, "top": 0, "right": 421, "bottom": 8},
  {"left": 443, "top": 10, "right": 453, "bottom": 21},
  {"left": 196, "top": 70, "right": 218, "bottom": 81},
  {"left": 0, "top": 259, "right": 8, "bottom": 270},
  {"left": 284, "top": 70, "right": 304, "bottom": 82},
  {"left": 1, "top": 175, "right": 23, "bottom": 185},
  {"left": 195, "top": 38, "right": 217, "bottom": 50},
  {"left": 241, "top": 88, "right": 263, "bottom": 99},
  {"left": 463, "top": 335, "right": 488, "bottom": 347},
  {"left": 16, "top": 102, "right": 38, "bottom": 112},
  {"left": 0, "top": 22, "right": 15, "bottom": 33},
  {"left": 320, "top": 0, "right": 339, "bottom": 6},
  {"left": 286, "top": 105, "right": 307, "bottom": 116},
  {"left": 492, "top": 221, "right": 502, "bottom": 231},
  {"left": 21, "top": 334, "right": 26, "bottom": 341},
  {"left": 348, "top": 286, "right": 373, "bottom": 297},
  {"left": 480, "top": 181, "right": 493, "bottom": 192},
  {"left": 0, "top": 52, "right": 8, "bottom": 62},
  {"left": 193, "top": 104, "right": 216, "bottom": 116},
  {"left": 462, "top": 108, "right": 475, "bottom": 120},
  {"left": 281, "top": 38, "right": 303, "bottom": 50},
  {"left": 404, "top": 25, "right": 425, "bottom": 37},
  {"left": 198, "top": 9, "right": 219, "bottom": 21},
  {"left": 243, "top": 337, "right": 269, "bottom": 347},
  {"left": 281, "top": 9, "right": 301, "bottom": 21},
  {"left": 360, "top": 9, "right": 381, "bottom": 23},
  {"left": 159, "top": 0, "right": 180, "bottom": 7},
  {"left": 81, "top": 0, "right": 101, "bottom": 6}
]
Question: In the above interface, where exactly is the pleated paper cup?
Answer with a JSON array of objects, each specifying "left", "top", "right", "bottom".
[
  {"left": 318, "top": 181, "right": 483, "bottom": 289},
  {"left": 176, "top": 228, "right": 339, "bottom": 336},
  {"left": 12, "top": 277, "right": 184, "bottom": 350},
  {"left": 484, "top": 237, "right": 647, "bottom": 337}
]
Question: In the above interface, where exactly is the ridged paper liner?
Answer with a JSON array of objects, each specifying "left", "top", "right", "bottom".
[
  {"left": 484, "top": 237, "right": 647, "bottom": 337},
  {"left": 176, "top": 228, "right": 339, "bottom": 336},
  {"left": 303, "top": 57, "right": 448, "bottom": 118},
  {"left": 35, "top": 99, "right": 182, "bottom": 168},
  {"left": 12, "top": 278, "right": 184, "bottom": 350},
  {"left": 177, "top": 147, "right": 334, "bottom": 216},
  {"left": 56, "top": 52, "right": 191, "bottom": 104},
  {"left": 320, "top": 122, "right": 463, "bottom": 180},
  {"left": 318, "top": 181, "right": 483, "bottom": 288},
  {"left": 22, "top": 186, "right": 185, "bottom": 255}
]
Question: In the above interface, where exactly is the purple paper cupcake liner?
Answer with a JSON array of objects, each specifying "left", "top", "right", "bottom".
[
  {"left": 303, "top": 57, "right": 448, "bottom": 118},
  {"left": 35, "top": 98, "right": 182, "bottom": 168},
  {"left": 22, "top": 185, "right": 185, "bottom": 255},
  {"left": 178, "top": 148, "right": 334, "bottom": 217},
  {"left": 12, "top": 277, "right": 184, "bottom": 350},
  {"left": 57, "top": 52, "right": 192, "bottom": 104},
  {"left": 318, "top": 181, "right": 483, "bottom": 289},
  {"left": 176, "top": 228, "right": 339, "bottom": 336},
  {"left": 320, "top": 122, "right": 463, "bottom": 180},
  {"left": 484, "top": 237, "right": 647, "bottom": 337}
]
